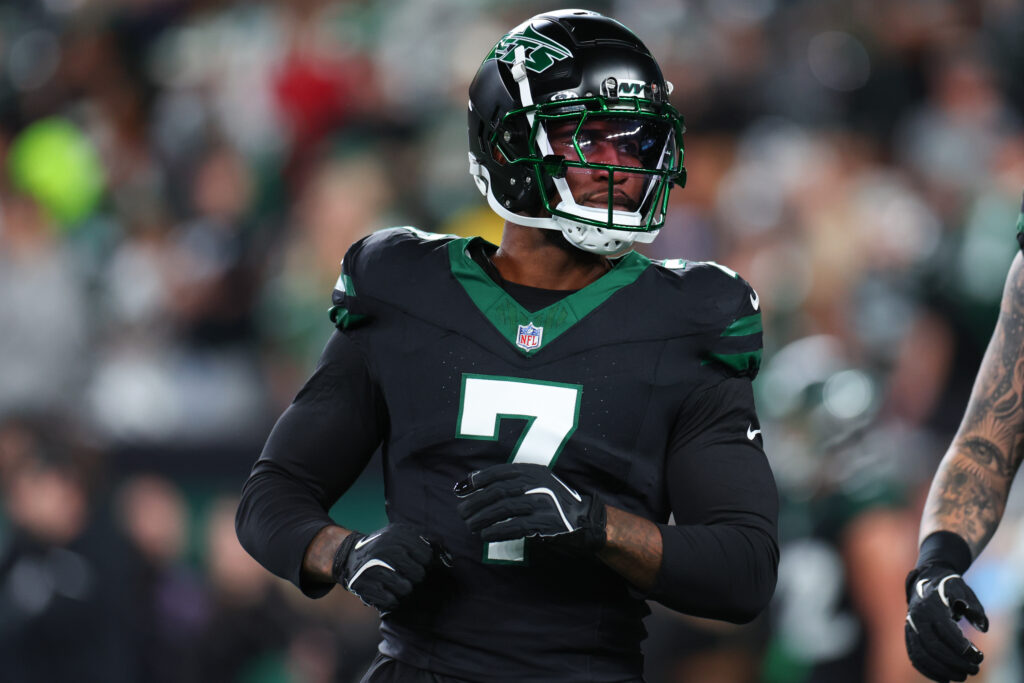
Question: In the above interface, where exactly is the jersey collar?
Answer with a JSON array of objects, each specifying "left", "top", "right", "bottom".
[{"left": 448, "top": 237, "right": 650, "bottom": 356}]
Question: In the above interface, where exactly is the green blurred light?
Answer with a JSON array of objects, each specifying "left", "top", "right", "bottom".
[{"left": 7, "top": 116, "right": 105, "bottom": 229}]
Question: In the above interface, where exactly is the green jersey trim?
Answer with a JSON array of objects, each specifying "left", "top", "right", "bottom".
[
  {"left": 447, "top": 237, "right": 650, "bottom": 355},
  {"left": 721, "top": 313, "right": 762, "bottom": 337},
  {"left": 329, "top": 306, "right": 366, "bottom": 330},
  {"left": 704, "top": 349, "right": 763, "bottom": 373}
]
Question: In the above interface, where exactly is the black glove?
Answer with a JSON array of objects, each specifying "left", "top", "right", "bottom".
[
  {"left": 905, "top": 562, "right": 988, "bottom": 682},
  {"left": 454, "top": 463, "right": 607, "bottom": 554},
  {"left": 331, "top": 523, "right": 436, "bottom": 612}
]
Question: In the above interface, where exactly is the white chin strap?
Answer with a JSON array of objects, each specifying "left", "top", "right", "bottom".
[
  {"left": 559, "top": 219, "right": 658, "bottom": 255},
  {"left": 468, "top": 155, "right": 658, "bottom": 255}
]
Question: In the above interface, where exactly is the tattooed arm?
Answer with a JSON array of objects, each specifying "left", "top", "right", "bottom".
[
  {"left": 920, "top": 252, "right": 1024, "bottom": 558},
  {"left": 902, "top": 254, "right": 1023, "bottom": 682}
]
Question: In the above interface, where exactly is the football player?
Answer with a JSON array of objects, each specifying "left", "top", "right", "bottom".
[
  {"left": 904, "top": 195, "right": 1024, "bottom": 682},
  {"left": 236, "top": 10, "right": 779, "bottom": 682}
]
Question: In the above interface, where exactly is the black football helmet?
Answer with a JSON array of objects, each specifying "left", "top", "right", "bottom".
[{"left": 468, "top": 9, "right": 685, "bottom": 254}]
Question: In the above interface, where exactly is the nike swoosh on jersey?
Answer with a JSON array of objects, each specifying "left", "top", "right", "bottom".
[
  {"left": 747, "top": 425, "right": 762, "bottom": 440},
  {"left": 355, "top": 532, "right": 383, "bottom": 550},
  {"left": 749, "top": 290, "right": 759, "bottom": 311}
]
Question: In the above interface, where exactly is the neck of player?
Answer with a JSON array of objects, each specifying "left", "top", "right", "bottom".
[{"left": 492, "top": 222, "right": 613, "bottom": 291}]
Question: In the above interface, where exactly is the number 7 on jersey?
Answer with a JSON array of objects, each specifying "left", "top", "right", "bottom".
[{"left": 456, "top": 374, "right": 583, "bottom": 563}]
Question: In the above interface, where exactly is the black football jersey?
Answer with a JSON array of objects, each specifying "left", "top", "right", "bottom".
[{"left": 325, "top": 227, "right": 764, "bottom": 682}]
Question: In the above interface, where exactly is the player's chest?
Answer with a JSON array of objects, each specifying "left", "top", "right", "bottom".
[{"left": 364, "top": 319, "right": 702, "bottom": 499}]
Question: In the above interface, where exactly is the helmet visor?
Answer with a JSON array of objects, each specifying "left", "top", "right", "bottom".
[{"left": 538, "top": 113, "right": 679, "bottom": 230}]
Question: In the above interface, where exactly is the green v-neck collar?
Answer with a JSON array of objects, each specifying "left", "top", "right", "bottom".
[{"left": 447, "top": 237, "right": 651, "bottom": 356}]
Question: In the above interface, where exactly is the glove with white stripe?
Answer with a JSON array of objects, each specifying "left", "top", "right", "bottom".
[
  {"left": 331, "top": 523, "right": 435, "bottom": 613},
  {"left": 905, "top": 562, "right": 988, "bottom": 682},
  {"left": 454, "top": 463, "right": 607, "bottom": 554}
]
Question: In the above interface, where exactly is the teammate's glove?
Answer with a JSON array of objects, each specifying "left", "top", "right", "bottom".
[
  {"left": 331, "top": 523, "right": 435, "bottom": 613},
  {"left": 905, "top": 562, "right": 988, "bottom": 682},
  {"left": 454, "top": 463, "right": 607, "bottom": 553}
]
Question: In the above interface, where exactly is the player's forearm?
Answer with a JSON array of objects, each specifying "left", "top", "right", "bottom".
[
  {"left": 599, "top": 506, "right": 778, "bottom": 623},
  {"left": 236, "top": 464, "right": 340, "bottom": 593},
  {"left": 651, "top": 522, "right": 777, "bottom": 623},
  {"left": 920, "top": 444, "right": 1015, "bottom": 557},
  {"left": 597, "top": 505, "right": 662, "bottom": 591},
  {"left": 301, "top": 524, "right": 351, "bottom": 584}
]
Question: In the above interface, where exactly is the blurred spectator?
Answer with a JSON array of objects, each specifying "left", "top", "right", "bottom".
[
  {"left": 116, "top": 474, "right": 207, "bottom": 683},
  {"left": 0, "top": 193, "right": 92, "bottom": 417},
  {"left": 757, "top": 336, "right": 923, "bottom": 683},
  {"left": 87, "top": 142, "right": 271, "bottom": 446},
  {"left": 0, "top": 415, "right": 135, "bottom": 683},
  {"left": 258, "top": 150, "right": 394, "bottom": 398},
  {"left": 193, "top": 496, "right": 295, "bottom": 682}
]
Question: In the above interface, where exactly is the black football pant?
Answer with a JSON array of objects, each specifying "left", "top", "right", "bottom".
[
  {"left": 359, "top": 653, "right": 646, "bottom": 682},
  {"left": 360, "top": 654, "right": 474, "bottom": 682}
]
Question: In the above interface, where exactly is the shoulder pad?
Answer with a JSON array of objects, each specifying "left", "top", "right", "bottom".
[
  {"left": 329, "top": 226, "right": 458, "bottom": 329},
  {"left": 655, "top": 258, "right": 762, "bottom": 377}
]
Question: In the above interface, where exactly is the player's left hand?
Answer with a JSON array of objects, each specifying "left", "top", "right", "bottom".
[
  {"left": 454, "top": 463, "right": 607, "bottom": 553},
  {"left": 905, "top": 563, "right": 988, "bottom": 682}
]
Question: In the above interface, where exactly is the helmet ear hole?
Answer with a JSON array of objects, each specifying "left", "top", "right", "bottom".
[{"left": 490, "top": 144, "right": 507, "bottom": 165}]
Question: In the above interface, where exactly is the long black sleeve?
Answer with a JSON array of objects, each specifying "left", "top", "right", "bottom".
[
  {"left": 235, "top": 330, "right": 388, "bottom": 597},
  {"left": 647, "top": 377, "right": 779, "bottom": 623}
]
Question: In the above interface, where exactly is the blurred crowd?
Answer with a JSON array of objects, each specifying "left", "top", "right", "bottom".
[{"left": 3, "top": 0, "right": 1024, "bottom": 681}]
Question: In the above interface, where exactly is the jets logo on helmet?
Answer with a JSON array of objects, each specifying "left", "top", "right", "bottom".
[{"left": 486, "top": 25, "right": 572, "bottom": 74}]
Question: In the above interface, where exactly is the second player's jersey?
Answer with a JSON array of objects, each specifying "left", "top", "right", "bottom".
[{"left": 330, "top": 227, "right": 764, "bottom": 682}]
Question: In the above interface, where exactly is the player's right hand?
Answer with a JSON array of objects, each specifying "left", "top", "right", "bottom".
[
  {"left": 331, "top": 523, "right": 435, "bottom": 613},
  {"left": 905, "top": 563, "right": 988, "bottom": 682}
]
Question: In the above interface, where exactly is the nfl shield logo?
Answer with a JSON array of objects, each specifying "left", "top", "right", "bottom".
[{"left": 516, "top": 322, "right": 544, "bottom": 351}]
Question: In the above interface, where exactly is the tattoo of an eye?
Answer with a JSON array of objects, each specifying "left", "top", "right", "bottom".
[{"left": 960, "top": 436, "right": 1013, "bottom": 477}]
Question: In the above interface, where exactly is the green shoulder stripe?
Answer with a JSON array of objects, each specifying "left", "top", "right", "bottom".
[
  {"left": 722, "top": 313, "right": 762, "bottom": 337},
  {"left": 328, "top": 306, "right": 366, "bottom": 330},
  {"left": 705, "top": 349, "right": 763, "bottom": 373}
]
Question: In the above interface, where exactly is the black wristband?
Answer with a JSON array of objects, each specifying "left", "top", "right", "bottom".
[
  {"left": 331, "top": 532, "right": 362, "bottom": 584},
  {"left": 906, "top": 531, "right": 973, "bottom": 601},
  {"left": 917, "top": 530, "right": 972, "bottom": 573}
]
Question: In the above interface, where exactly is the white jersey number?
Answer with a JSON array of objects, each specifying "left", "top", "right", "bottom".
[{"left": 456, "top": 374, "right": 582, "bottom": 562}]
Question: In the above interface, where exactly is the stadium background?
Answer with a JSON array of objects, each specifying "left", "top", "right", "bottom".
[{"left": 2, "top": 0, "right": 1024, "bottom": 681}]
